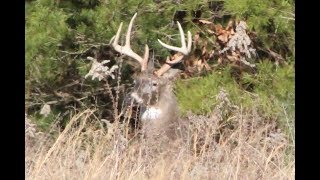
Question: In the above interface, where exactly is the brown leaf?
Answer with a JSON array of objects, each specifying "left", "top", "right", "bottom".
[
  {"left": 226, "top": 20, "right": 234, "bottom": 30},
  {"left": 214, "top": 24, "right": 224, "bottom": 35},
  {"left": 201, "top": 45, "right": 207, "bottom": 55},
  {"left": 218, "top": 34, "right": 229, "bottom": 43},
  {"left": 194, "top": 32, "right": 200, "bottom": 45},
  {"left": 196, "top": 59, "right": 202, "bottom": 66},
  {"left": 218, "top": 57, "right": 223, "bottom": 64},
  {"left": 199, "top": 19, "right": 213, "bottom": 24},
  {"left": 207, "top": 29, "right": 215, "bottom": 34},
  {"left": 203, "top": 61, "right": 211, "bottom": 71},
  {"left": 207, "top": 24, "right": 215, "bottom": 31},
  {"left": 230, "top": 28, "right": 235, "bottom": 36},
  {"left": 209, "top": 50, "right": 215, "bottom": 59},
  {"left": 226, "top": 53, "right": 240, "bottom": 62}
]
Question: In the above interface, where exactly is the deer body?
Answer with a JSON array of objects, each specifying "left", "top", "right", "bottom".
[
  {"left": 128, "top": 72, "right": 179, "bottom": 137},
  {"left": 112, "top": 13, "right": 191, "bottom": 138}
]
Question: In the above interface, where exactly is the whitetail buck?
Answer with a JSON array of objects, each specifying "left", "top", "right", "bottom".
[{"left": 112, "top": 13, "right": 192, "bottom": 139}]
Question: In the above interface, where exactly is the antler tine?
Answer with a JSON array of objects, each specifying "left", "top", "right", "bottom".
[
  {"left": 142, "top": 44, "right": 149, "bottom": 71},
  {"left": 157, "top": 21, "right": 192, "bottom": 55},
  {"left": 155, "top": 21, "right": 192, "bottom": 77},
  {"left": 112, "top": 13, "right": 149, "bottom": 71},
  {"left": 155, "top": 55, "right": 184, "bottom": 77},
  {"left": 178, "top": 22, "right": 186, "bottom": 51},
  {"left": 187, "top": 31, "right": 192, "bottom": 53},
  {"left": 125, "top": 12, "right": 136, "bottom": 49}
]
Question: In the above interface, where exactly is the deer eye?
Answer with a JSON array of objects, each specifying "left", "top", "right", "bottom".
[{"left": 152, "top": 82, "right": 158, "bottom": 86}]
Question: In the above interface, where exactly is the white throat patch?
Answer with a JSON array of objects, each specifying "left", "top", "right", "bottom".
[{"left": 141, "top": 107, "right": 162, "bottom": 121}]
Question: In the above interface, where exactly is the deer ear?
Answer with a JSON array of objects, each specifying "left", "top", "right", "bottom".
[
  {"left": 143, "top": 58, "right": 155, "bottom": 74},
  {"left": 161, "top": 68, "right": 181, "bottom": 80}
]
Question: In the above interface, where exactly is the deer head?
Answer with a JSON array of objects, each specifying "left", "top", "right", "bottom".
[{"left": 112, "top": 13, "right": 192, "bottom": 138}]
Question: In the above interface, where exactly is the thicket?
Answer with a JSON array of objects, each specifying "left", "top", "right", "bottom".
[{"left": 25, "top": 0, "right": 294, "bottom": 132}]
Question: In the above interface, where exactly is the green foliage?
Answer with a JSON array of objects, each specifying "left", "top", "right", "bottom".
[
  {"left": 224, "top": 0, "right": 295, "bottom": 56},
  {"left": 31, "top": 111, "right": 58, "bottom": 131},
  {"left": 26, "top": 0, "right": 294, "bottom": 135},
  {"left": 26, "top": 0, "right": 200, "bottom": 116},
  {"left": 26, "top": 0, "right": 69, "bottom": 93},
  {"left": 176, "top": 67, "right": 247, "bottom": 115},
  {"left": 176, "top": 61, "right": 294, "bottom": 130},
  {"left": 243, "top": 61, "right": 294, "bottom": 129}
]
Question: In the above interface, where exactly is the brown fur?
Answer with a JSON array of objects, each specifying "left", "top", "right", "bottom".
[{"left": 132, "top": 69, "right": 181, "bottom": 140}]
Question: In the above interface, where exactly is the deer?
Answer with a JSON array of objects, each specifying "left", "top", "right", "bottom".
[{"left": 111, "top": 13, "right": 192, "bottom": 139}]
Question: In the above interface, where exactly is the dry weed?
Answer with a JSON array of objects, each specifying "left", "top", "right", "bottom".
[{"left": 26, "top": 90, "right": 294, "bottom": 180}]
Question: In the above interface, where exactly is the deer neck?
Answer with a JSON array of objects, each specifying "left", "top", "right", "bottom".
[{"left": 141, "top": 87, "right": 177, "bottom": 122}]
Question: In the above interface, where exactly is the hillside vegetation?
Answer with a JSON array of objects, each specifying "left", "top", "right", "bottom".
[{"left": 26, "top": 0, "right": 295, "bottom": 179}]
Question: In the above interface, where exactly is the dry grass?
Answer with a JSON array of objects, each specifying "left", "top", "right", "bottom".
[{"left": 26, "top": 103, "right": 294, "bottom": 180}]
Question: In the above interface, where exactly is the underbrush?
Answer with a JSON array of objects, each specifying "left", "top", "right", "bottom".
[
  {"left": 26, "top": 89, "right": 294, "bottom": 179},
  {"left": 176, "top": 61, "right": 294, "bottom": 139}
]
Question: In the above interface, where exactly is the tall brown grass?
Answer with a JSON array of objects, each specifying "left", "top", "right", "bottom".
[{"left": 26, "top": 97, "right": 294, "bottom": 179}]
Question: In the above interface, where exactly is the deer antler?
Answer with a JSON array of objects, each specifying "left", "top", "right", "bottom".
[
  {"left": 112, "top": 13, "right": 149, "bottom": 71},
  {"left": 157, "top": 21, "right": 192, "bottom": 55},
  {"left": 155, "top": 21, "right": 192, "bottom": 76}
]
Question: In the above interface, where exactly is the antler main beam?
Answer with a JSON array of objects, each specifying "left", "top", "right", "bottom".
[
  {"left": 157, "top": 21, "right": 192, "bottom": 56},
  {"left": 155, "top": 21, "right": 192, "bottom": 76},
  {"left": 154, "top": 55, "right": 184, "bottom": 77},
  {"left": 112, "top": 13, "right": 149, "bottom": 71}
]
